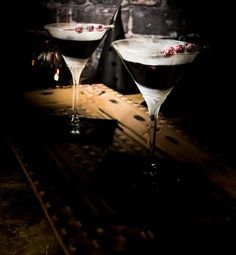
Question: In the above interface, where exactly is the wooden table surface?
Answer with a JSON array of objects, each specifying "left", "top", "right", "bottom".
[{"left": 4, "top": 84, "right": 236, "bottom": 254}]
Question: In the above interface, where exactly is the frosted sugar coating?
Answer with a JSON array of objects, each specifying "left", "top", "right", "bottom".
[
  {"left": 112, "top": 38, "right": 199, "bottom": 66},
  {"left": 45, "top": 22, "right": 107, "bottom": 41}
]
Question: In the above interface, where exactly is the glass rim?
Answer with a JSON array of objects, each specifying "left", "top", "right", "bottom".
[{"left": 111, "top": 38, "right": 200, "bottom": 57}]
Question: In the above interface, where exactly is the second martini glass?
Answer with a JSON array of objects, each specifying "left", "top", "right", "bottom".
[
  {"left": 44, "top": 16, "right": 114, "bottom": 135},
  {"left": 112, "top": 38, "right": 199, "bottom": 192}
]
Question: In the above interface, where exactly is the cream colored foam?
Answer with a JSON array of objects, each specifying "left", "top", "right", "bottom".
[
  {"left": 45, "top": 22, "right": 107, "bottom": 41},
  {"left": 112, "top": 38, "right": 199, "bottom": 66}
]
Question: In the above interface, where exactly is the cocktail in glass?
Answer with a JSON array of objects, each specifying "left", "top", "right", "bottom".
[
  {"left": 44, "top": 10, "right": 114, "bottom": 135},
  {"left": 112, "top": 37, "right": 199, "bottom": 192}
]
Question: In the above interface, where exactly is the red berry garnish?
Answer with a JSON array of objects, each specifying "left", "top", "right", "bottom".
[
  {"left": 174, "top": 44, "right": 185, "bottom": 53},
  {"left": 185, "top": 43, "right": 197, "bottom": 52},
  {"left": 162, "top": 46, "right": 175, "bottom": 56},
  {"left": 75, "top": 24, "right": 83, "bottom": 33},
  {"left": 87, "top": 24, "right": 94, "bottom": 32},
  {"left": 96, "top": 24, "right": 103, "bottom": 31}
]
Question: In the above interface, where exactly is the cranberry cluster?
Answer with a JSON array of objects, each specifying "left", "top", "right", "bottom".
[
  {"left": 75, "top": 24, "right": 104, "bottom": 33},
  {"left": 162, "top": 43, "right": 197, "bottom": 56}
]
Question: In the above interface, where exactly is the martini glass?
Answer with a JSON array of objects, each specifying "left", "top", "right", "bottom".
[
  {"left": 44, "top": 11, "right": 114, "bottom": 135},
  {"left": 112, "top": 38, "right": 199, "bottom": 192}
]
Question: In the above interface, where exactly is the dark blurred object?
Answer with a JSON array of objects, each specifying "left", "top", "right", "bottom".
[
  {"left": 30, "top": 39, "right": 71, "bottom": 90},
  {"left": 34, "top": 116, "right": 117, "bottom": 145},
  {"left": 92, "top": 5, "right": 138, "bottom": 95}
]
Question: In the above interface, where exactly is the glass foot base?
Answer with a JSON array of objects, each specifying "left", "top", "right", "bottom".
[
  {"left": 95, "top": 152, "right": 183, "bottom": 199},
  {"left": 70, "top": 129, "right": 81, "bottom": 135},
  {"left": 69, "top": 124, "right": 81, "bottom": 135},
  {"left": 95, "top": 151, "right": 209, "bottom": 206},
  {"left": 34, "top": 115, "right": 117, "bottom": 145}
]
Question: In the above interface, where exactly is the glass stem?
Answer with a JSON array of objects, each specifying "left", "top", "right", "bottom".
[
  {"left": 144, "top": 107, "right": 161, "bottom": 192},
  {"left": 66, "top": 58, "right": 88, "bottom": 135},
  {"left": 147, "top": 113, "right": 158, "bottom": 170},
  {"left": 143, "top": 88, "right": 173, "bottom": 174}
]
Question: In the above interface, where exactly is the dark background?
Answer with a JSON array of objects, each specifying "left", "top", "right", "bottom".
[{"left": 2, "top": 0, "right": 235, "bottom": 165}]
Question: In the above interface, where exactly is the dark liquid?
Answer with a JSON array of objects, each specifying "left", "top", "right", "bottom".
[
  {"left": 53, "top": 38, "right": 103, "bottom": 59},
  {"left": 123, "top": 60, "right": 191, "bottom": 90}
]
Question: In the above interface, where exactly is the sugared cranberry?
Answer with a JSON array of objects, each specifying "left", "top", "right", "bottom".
[
  {"left": 87, "top": 24, "right": 94, "bottom": 32},
  {"left": 96, "top": 24, "right": 103, "bottom": 31},
  {"left": 162, "top": 46, "right": 175, "bottom": 56},
  {"left": 185, "top": 43, "right": 197, "bottom": 52},
  {"left": 75, "top": 24, "right": 83, "bottom": 33},
  {"left": 174, "top": 44, "right": 185, "bottom": 53}
]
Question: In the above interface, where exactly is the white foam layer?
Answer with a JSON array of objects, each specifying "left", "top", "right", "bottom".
[
  {"left": 45, "top": 22, "right": 107, "bottom": 41},
  {"left": 112, "top": 38, "right": 199, "bottom": 66}
]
